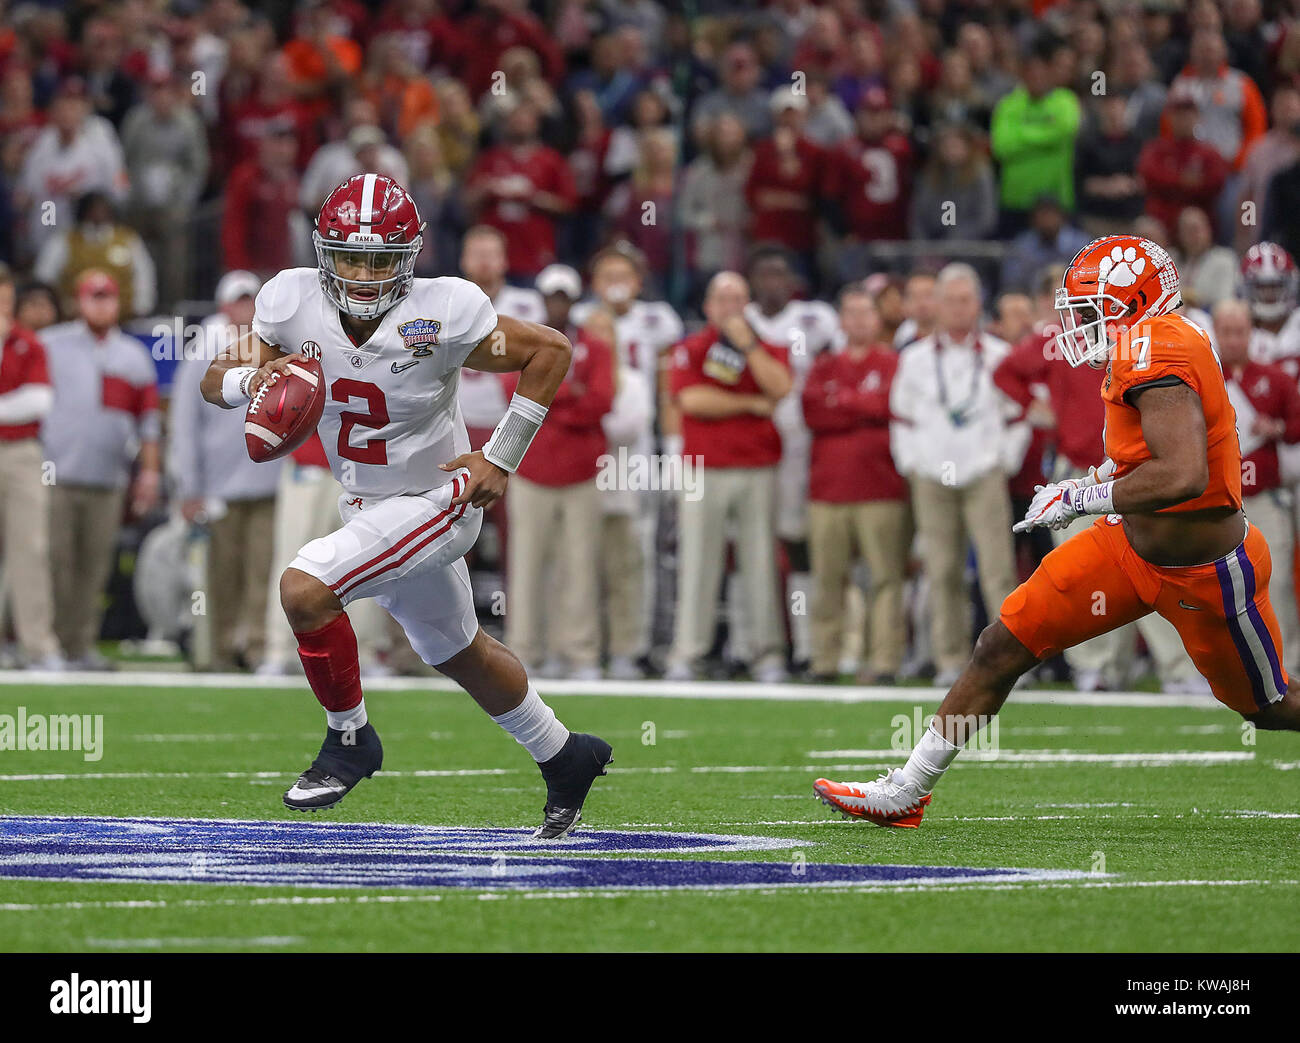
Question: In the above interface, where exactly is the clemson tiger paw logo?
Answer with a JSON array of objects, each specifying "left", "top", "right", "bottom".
[{"left": 1098, "top": 245, "right": 1146, "bottom": 288}]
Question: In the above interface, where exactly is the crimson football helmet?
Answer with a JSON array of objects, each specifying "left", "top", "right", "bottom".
[
  {"left": 313, "top": 173, "right": 425, "bottom": 319},
  {"left": 1054, "top": 234, "right": 1182, "bottom": 367},
  {"left": 1241, "top": 242, "right": 1298, "bottom": 323}
]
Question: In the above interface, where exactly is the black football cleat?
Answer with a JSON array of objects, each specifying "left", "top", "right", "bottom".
[
  {"left": 283, "top": 722, "right": 383, "bottom": 811},
  {"left": 533, "top": 732, "right": 613, "bottom": 839}
]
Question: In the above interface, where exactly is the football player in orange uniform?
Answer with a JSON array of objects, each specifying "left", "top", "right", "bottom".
[{"left": 815, "top": 235, "right": 1300, "bottom": 827}]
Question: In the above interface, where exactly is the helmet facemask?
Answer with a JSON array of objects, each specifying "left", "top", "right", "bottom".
[
  {"left": 314, "top": 233, "right": 423, "bottom": 319},
  {"left": 1054, "top": 289, "right": 1125, "bottom": 368}
]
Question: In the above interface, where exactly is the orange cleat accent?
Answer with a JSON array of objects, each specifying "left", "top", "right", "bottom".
[{"left": 812, "top": 773, "right": 933, "bottom": 828}]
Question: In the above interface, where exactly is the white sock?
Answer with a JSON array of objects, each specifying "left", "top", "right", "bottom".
[
  {"left": 326, "top": 698, "right": 368, "bottom": 733},
  {"left": 492, "top": 686, "right": 570, "bottom": 763},
  {"left": 899, "top": 721, "right": 962, "bottom": 794}
]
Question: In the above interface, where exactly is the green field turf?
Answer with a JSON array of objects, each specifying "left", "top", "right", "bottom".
[{"left": 0, "top": 678, "right": 1297, "bottom": 952}]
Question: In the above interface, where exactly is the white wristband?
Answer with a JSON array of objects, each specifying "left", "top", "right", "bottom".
[
  {"left": 482, "top": 393, "right": 549, "bottom": 473},
  {"left": 221, "top": 366, "right": 258, "bottom": 408},
  {"left": 1072, "top": 479, "right": 1115, "bottom": 516}
]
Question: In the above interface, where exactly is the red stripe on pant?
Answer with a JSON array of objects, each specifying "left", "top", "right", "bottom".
[
  {"left": 328, "top": 476, "right": 464, "bottom": 596},
  {"left": 334, "top": 498, "right": 468, "bottom": 599}
]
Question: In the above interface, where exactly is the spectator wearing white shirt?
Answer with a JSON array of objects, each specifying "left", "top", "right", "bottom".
[
  {"left": 889, "top": 263, "right": 1023, "bottom": 684},
  {"left": 167, "top": 271, "right": 283, "bottom": 670},
  {"left": 41, "top": 270, "right": 161, "bottom": 668},
  {"left": 742, "top": 246, "right": 839, "bottom": 670},
  {"left": 17, "top": 79, "right": 128, "bottom": 259}
]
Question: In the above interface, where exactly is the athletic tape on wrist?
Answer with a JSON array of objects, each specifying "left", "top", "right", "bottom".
[
  {"left": 221, "top": 366, "right": 258, "bottom": 408},
  {"left": 1072, "top": 479, "right": 1115, "bottom": 516},
  {"left": 482, "top": 393, "right": 549, "bottom": 473}
]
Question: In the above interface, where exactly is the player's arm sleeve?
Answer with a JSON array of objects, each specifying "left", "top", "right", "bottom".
[
  {"left": 250, "top": 273, "right": 296, "bottom": 351},
  {"left": 448, "top": 280, "right": 500, "bottom": 370}
]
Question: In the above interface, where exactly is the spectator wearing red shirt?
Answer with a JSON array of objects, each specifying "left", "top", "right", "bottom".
[
  {"left": 830, "top": 87, "right": 913, "bottom": 248},
  {"left": 220, "top": 54, "right": 316, "bottom": 180},
  {"left": 0, "top": 265, "right": 61, "bottom": 668},
  {"left": 500, "top": 265, "right": 614, "bottom": 678},
  {"left": 802, "top": 285, "right": 907, "bottom": 682},
  {"left": 745, "top": 87, "right": 830, "bottom": 277},
  {"left": 1216, "top": 298, "right": 1300, "bottom": 674},
  {"left": 666, "top": 272, "right": 793, "bottom": 682},
  {"left": 466, "top": 102, "right": 578, "bottom": 277},
  {"left": 1138, "top": 88, "right": 1229, "bottom": 236},
  {"left": 455, "top": 0, "right": 565, "bottom": 99},
  {"left": 221, "top": 124, "right": 300, "bottom": 280}
]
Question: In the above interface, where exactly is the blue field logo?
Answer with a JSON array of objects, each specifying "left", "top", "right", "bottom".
[{"left": 0, "top": 816, "right": 1086, "bottom": 891}]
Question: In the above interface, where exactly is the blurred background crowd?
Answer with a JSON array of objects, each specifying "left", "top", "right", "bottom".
[{"left": 5, "top": 0, "right": 1300, "bottom": 692}]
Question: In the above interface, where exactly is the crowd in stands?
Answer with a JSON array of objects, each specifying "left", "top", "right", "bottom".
[{"left": 5, "top": 0, "right": 1300, "bottom": 691}]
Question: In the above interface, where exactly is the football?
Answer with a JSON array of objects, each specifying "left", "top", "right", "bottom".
[{"left": 244, "top": 357, "right": 325, "bottom": 462}]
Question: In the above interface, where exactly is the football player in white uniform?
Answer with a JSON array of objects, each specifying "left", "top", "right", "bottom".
[
  {"left": 571, "top": 245, "right": 684, "bottom": 667},
  {"left": 742, "top": 246, "right": 839, "bottom": 672},
  {"left": 201, "top": 174, "right": 612, "bottom": 838}
]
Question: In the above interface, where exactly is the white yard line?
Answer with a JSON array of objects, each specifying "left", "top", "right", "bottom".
[
  {"left": 2, "top": 877, "right": 1297, "bottom": 912},
  {"left": 0, "top": 749, "right": 1264, "bottom": 783},
  {"left": 85, "top": 935, "right": 302, "bottom": 949},
  {"left": 806, "top": 749, "right": 1254, "bottom": 764},
  {"left": 0, "top": 668, "right": 1225, "bottom": 709}
]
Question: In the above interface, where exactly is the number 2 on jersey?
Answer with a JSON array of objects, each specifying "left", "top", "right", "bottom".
[{"left": 332, "top": 378, "right": 389, "bottom": 465}]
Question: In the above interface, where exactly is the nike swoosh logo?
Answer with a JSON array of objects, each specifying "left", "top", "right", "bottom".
[
  {"left": 391, "top": 359, "right": 420, "bottom": 374},
  {"left": 264, "top": 382, "right": 288, "bottom": 423},
  {"left": 1178, "top": 600, "right": 1203, "bottom": 611}
]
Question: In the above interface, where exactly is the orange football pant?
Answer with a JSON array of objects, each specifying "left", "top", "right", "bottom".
[{"left": 1001, "top": 517, "right": 1287, "bottom": 714}]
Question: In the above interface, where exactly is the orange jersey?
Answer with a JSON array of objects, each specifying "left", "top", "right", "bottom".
[{"left": 1101, "top": 312, "right": 1242, "bottom": 513}]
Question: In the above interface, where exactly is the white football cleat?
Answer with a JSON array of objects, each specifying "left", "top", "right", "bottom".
[{"left": 813, "top": 768, "right": 932, "bottom": 828}]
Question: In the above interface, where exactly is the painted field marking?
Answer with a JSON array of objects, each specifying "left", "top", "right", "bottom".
[
  {"left": 3, "top": 877, "right": 1299, "bottom": 914},
  {"left": 85, "top": 935, "right": 302, "bottom": 949},
  {"left": 0, "top": 668, "right": 1225, "bottom": 709},
  {"left": 0, "top": 814, "right": 1084, "bottom": 892},
  {"left": 807, "top": 749, "right": 1254, "bottom": 765}
]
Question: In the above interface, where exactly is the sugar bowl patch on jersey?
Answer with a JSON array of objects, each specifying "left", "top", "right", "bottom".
[{"left": 398, "top": 318, "right": 441, "bottom": 357}]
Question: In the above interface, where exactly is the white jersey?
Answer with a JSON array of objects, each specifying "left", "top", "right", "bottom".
[
  {"left": 744, "top": 299, "right": 840, "bottom": 540},
  {"left": 1246, "top": 309, "right": 1300, "bottom": 485},
  {"left": 571, "top": 299, "right": 684, "bottom": 375},
  {"left": 1250, "top": 309, "right": 1300, "bottom": 367},
  {"left": 743, "top": 299, "right": 839, "bottom": 376},
  {"left": 570, "top": 297, "right": 684, "bottom": 478},
  {"left": 458, "top": 284, "right": 545, "bottom": 430},
  {"left": 253, "top": 268, "right": 497, "bottom": 500}
]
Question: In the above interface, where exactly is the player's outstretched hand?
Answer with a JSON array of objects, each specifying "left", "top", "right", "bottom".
[
  {"left": 249, "top": 352, "right": 305, "bottom": 396},
  {"left": 1012, "top": 481, "right": 1083, "bottom": 534},
  {"left": 442, "top": 451, "right": 509, "bottom": 509}
]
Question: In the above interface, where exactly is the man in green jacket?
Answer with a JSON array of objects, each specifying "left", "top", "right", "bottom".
[{"left": 991, "top": 41, "right": 1081, "bottom": 236}]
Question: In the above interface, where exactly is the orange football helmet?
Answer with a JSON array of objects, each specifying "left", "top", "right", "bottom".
[{"left": 1054, "top": 234, "right": 1182, "bottom": 367}]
